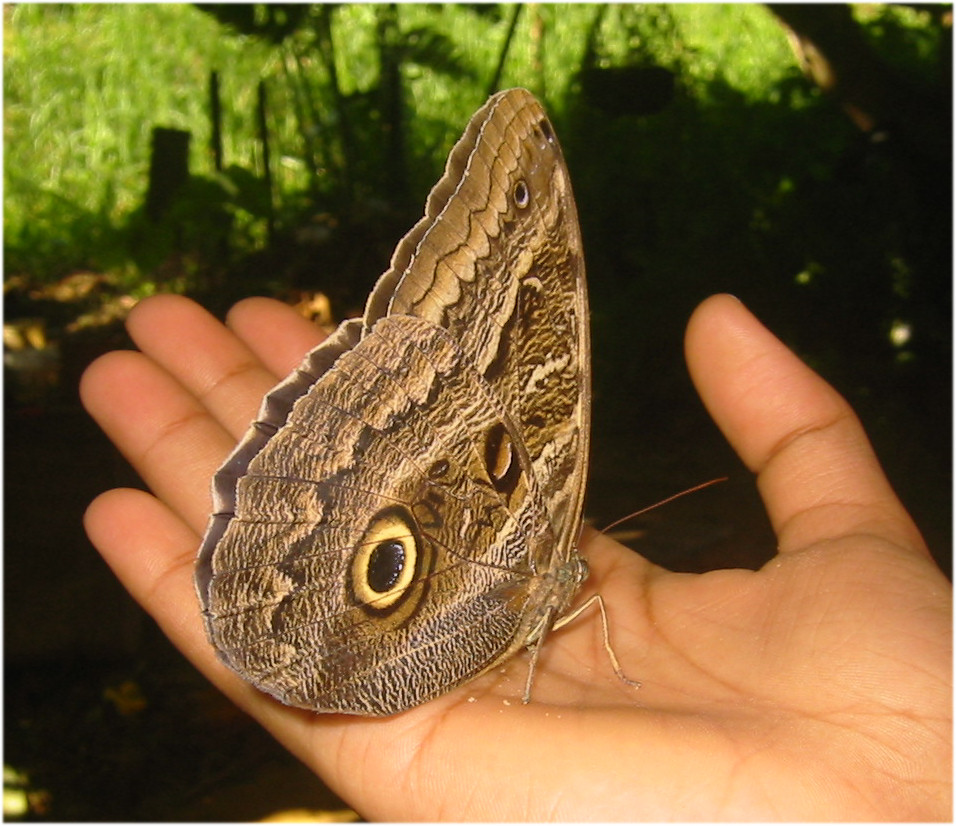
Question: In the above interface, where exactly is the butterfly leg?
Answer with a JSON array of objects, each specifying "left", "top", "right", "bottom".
[
  {"left": 522, "top": 606, "right": 553, "bottom": 704},
  {"left": 522, "top": 596, "right": 640, "bottom": 704},
  {"left": 553, "top": 594, "right": 641, "bottom": 691}
]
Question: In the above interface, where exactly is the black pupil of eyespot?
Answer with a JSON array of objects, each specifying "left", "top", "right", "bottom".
[{"left": 367, "top": 540, "right": 405, "bottom": 592}]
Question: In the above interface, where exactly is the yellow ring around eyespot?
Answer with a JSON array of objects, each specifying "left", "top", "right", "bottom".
[{"left": 351, "top": 511, "right": 418, "bottom": 609}]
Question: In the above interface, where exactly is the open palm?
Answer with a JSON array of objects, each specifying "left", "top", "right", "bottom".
[{"left": 81, "top": 293, "right": 950, "bottom": 820}]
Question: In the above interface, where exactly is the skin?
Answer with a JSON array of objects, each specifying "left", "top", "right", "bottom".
[{"left": 81, "top": 292, "right": 951, "bottom": 820}]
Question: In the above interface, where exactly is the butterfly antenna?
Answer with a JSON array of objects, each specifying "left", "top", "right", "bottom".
[{"left": 599, "top": 477, "right": 727, "bottom": 535}]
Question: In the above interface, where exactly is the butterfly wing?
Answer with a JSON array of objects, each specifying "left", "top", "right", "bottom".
[{"left": 196, "top": 89, "right": 589, "bottom": 715}]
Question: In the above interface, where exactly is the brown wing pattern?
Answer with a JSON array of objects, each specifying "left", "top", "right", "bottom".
[{"left": 196, "top": 89, "right": 589, "bottom": 714}]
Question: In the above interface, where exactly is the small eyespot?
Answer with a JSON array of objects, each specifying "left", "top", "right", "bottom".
[
  {"left": 513, "top": 180, "right": 530, "bottom": 209},
  {"left": 484, "top": 421, "right": 522, "bottom": 496},
  {"left": 426, "top": 459, "right": 450, "bottom": 480}
]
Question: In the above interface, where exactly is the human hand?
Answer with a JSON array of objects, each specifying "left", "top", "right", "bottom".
[{"left": 80, "top": 292, "right": 951, "bottom": 820}]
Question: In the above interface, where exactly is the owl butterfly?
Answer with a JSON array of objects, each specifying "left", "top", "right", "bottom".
[{"left": 196, "top": 88, "right": 596, "bottom": 716}]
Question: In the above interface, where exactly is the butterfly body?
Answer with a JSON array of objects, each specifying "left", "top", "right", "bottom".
[{"left": 196, "top": 89, "right": 589, "bottom": 715}]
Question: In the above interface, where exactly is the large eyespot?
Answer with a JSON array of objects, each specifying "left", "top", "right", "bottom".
[
  {"left": 350, "top": 508, "right": 423, "bottom": 614},
  {"left": 513, "top": 179, "right": 530, "bottom": 209}
]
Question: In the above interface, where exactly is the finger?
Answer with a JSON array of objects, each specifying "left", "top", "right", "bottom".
[
  {"left": 225, "top": 296, "right": 329, "bottom": 379},
  {"left": 685, "top": 294, "right": 927, "bottom": 556},
  {"left": 85, "top": 487, "right": 209, "bottom": 657},
  {"left": 80, "top": 349, "right": 231, "bottom": 532},
  {"left": 82, "top": 488, "right": 306, "bottom": 731},
  {"left": 125, "top": 294, "right": 285, "bottom": 439}
]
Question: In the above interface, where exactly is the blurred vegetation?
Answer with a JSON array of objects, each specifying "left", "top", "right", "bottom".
[{"left": 4, "top": 4, "right": 947, "bottom": 304}]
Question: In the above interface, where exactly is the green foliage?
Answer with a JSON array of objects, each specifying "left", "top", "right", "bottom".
[
  {"left": 5, "top": 5, "right": 790, "bottom": 286},
  {"left": 4, "top": 1, "right": 949, "bottom": 356},
  {"left": 4, "top": 4, "right": 277, "bottom": 281},
  {"left": 854, "top": 3, "right": 952, "bottom": 84}
]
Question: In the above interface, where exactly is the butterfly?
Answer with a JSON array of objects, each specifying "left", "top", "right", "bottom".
[{"left": 196, "top": 88, "right": 592, "bottom": 716}]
